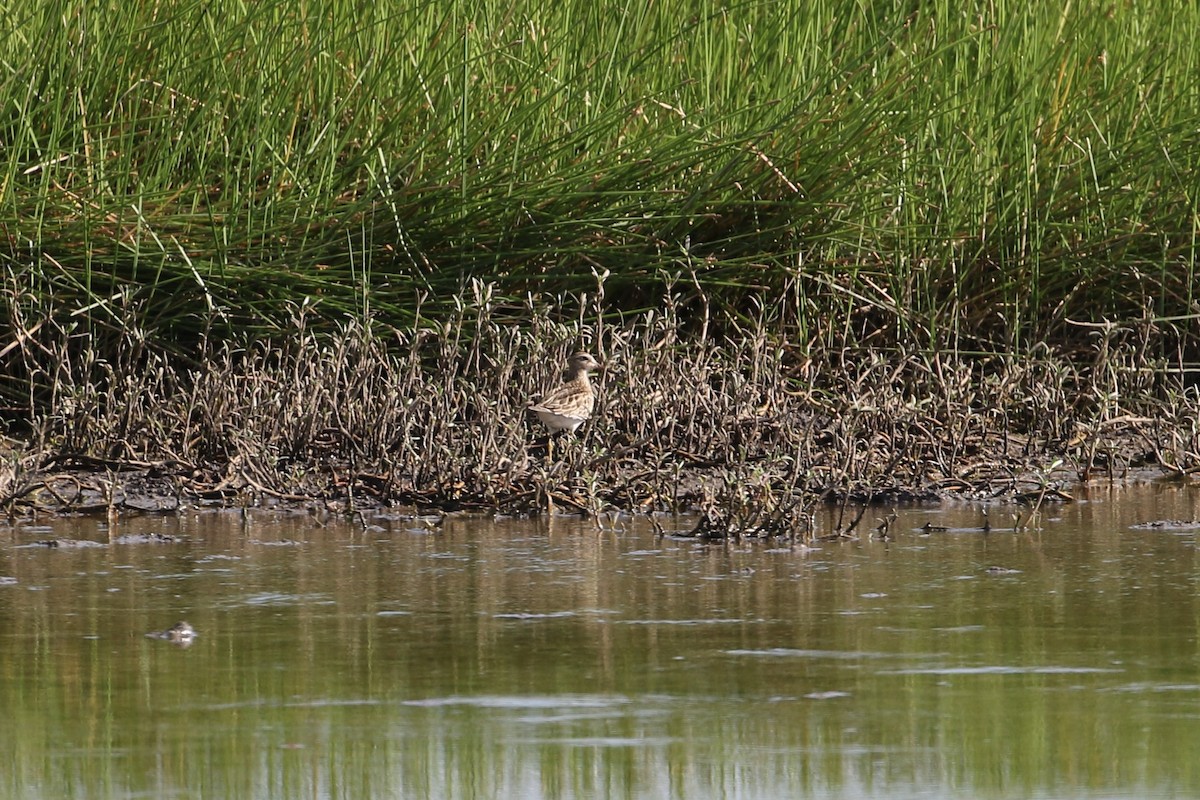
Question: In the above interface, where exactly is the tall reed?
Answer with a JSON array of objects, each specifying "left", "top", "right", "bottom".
[{"left": 1, "top": 0, "right": 1198, "bottom": 398}]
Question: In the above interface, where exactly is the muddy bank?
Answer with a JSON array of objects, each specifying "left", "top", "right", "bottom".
[
  {"left": 1, "top": 311, "right": 1195, "bottom": 539},
  {"left": 0, "top": 423, "right": 1164, "bottom": 543}
]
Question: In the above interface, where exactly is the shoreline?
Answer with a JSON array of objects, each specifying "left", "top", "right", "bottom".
[{"left": 2, "top": 319, "right": 1191, "bottom": 538}]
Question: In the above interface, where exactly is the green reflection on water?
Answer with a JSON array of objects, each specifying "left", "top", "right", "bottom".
[{"left": 1, "top": 485, "right": 1199, "bottom": 799}]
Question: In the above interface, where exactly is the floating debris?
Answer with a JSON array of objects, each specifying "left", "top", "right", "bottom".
[
  {"left": 145, "top": 621, "right": 197, "bottom": 647},
  {"left": 113, "top": 533, "right": 180, "bottom": 545},
  {"left": 1129, "top": 519, "right": 1200, "bottom": 531},
  {"left": 28, "top": 539, "right": 105, "bottom": 549}
]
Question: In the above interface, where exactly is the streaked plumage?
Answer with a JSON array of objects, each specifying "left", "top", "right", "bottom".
[{"left": 529, "top": 352, "right": 602, "bottom": 434}]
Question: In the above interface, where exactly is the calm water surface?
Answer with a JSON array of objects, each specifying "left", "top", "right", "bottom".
[{"left": 2, "top": 483, "right": 1200, "bottom": 799}]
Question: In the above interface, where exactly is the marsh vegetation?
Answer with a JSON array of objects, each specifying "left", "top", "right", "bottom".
[
  {"left": 2, "top": 286, "right": 1194, "bottom": 540},
  {"left": 1, "top": 0, "right": 1198, "bottom": 529}
]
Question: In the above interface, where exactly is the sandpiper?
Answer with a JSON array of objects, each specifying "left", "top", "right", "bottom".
[{"left": 528, "top": 352, "right": 602, "bottom": 434}]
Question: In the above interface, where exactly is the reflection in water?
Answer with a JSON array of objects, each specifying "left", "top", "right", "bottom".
[
  {"left": 144, "top": 620, "right": 198, "bottom": 647},
  {"left": 0, "top": 484, "right": 1199, "bottom": 799}
]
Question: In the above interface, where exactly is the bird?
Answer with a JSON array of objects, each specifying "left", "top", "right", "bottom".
[{"left": 528, "top": 352, "right": 602, "bottom": 434}]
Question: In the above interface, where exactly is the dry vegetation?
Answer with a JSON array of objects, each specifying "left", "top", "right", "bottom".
[{"left": 2, "top": 284, "right": 1196, "bottom": 541}]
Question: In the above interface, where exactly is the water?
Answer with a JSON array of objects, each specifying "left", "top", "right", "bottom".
[{"left": 2, "top": 483, "right": 1199, "bottom": 799}]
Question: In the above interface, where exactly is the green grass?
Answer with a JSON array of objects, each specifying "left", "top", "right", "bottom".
[{"left": 1, "top": 0, "right": 1199, "bottom": 366}]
